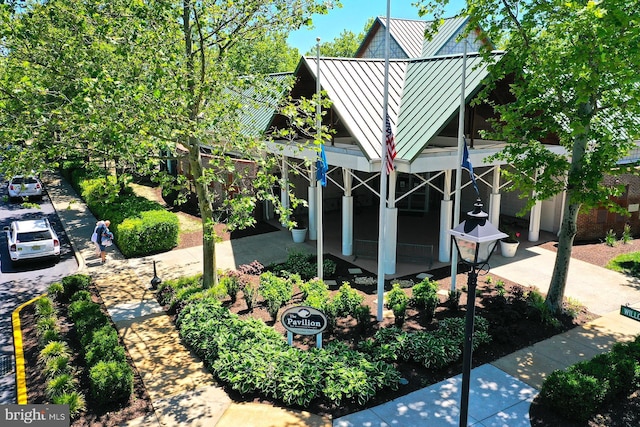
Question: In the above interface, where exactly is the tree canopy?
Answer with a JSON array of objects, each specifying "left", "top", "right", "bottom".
[
  {"left": 417, "top": 0, "right": 640, "bottom": 312},
  {"left": 0, "top": 0, "right": 341, "bottom": 287}
]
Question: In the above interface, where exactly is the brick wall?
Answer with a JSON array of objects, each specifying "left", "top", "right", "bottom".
[{"left": 576, "top": 173, "right": 640, "bottom": 242}]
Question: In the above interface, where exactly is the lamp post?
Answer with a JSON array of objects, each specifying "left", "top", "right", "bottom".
[{"left": 448, "top": 198, "right": 507, "bottom": 427}]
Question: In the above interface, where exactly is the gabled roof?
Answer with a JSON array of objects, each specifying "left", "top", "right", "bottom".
[
  {"left": 355, "top": 16, "right": 471, "bottom": 59},
  {"left": 302, "top": 52, "right": 502, "bottom": 163}
]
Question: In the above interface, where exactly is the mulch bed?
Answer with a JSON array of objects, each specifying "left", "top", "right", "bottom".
[
  {"left": 19, "top": 285, "right": 153, "bottom": 427},
  {"left": 19, "top": 211, "right": 640, "bottom": 425}
]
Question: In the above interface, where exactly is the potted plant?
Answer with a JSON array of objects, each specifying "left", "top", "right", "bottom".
[
  {"left": 500, "top": 229, "right": 520, "bottom": 258},
  {"left": 290, "top": 215, "right": 308, "bottom": 243}
]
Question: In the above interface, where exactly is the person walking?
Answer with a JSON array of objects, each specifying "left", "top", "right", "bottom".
[
  {"left": 91, "top": 220, "right": 105, "bottom": 256},
  {"left": 95, "top": 220, "right": 113, "bottom": 264}
]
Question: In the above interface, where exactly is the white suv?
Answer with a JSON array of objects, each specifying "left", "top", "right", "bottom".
[
  {"left": 7, "top": 175, "right": 44, "bottom": 201},
  {"left": 4, "top": 218, "right": 60, "bottom": 263}
]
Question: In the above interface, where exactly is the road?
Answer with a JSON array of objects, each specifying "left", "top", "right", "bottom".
[{"left": 0, "top": 176, "right": 78, "bottom": 404}]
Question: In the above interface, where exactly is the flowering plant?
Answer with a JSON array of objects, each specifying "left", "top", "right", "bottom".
[{"left": 502, "top": 230, "right": 521, "bottom": 243}]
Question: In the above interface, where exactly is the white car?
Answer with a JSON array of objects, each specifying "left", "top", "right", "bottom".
[
  {"left": 7, "top": 175, "right": 43, "bottom": 201},
  {"left": 4, "top": 218, "right": 60, "bottom": 263}
]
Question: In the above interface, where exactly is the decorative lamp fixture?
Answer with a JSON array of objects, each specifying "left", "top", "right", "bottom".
[{"left": 447, "top": 198, "right": 507, "bottom": 427}]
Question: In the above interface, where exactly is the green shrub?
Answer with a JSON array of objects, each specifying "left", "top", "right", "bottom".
[
  {"left": 354, "top": 304, "right": 372, "bottom": 326},
  {"left": 80, "top": 176, "right": 121, "bottom": 207},
  {"left": 52, "top": 391, "right": 86, "bottom": 419},
  {"left": 177, "top": 299, "right": 401, "bottom": 408},
  {"left": 540, "top": 368, "right": 606, "bottom": 421},
  {"left": 241, "top": 278, "right": 258, "bottom": 311},
  {"left": 386, "top": 284, "right": 409, "bottom": 323},
  {"left": 59, "top": 274, "right": 91, "bottom": 302},
  {"left": 68, "top": 300, "right": 109, "bottom": 343},
  {"left": 35, "top": 297, "right": 55, "bottom": 318},
  {"left": 605, "top": 228, "right": 617, "bottom": 247},
  {"left": 43, "top": 355, "right": 72, "bottom": 379},
  {"left": 117, "top": 210, "right": 179, "bottom": 257},
  {"left": 70, "top": 290, "right": 92, "bottom": 303},
  {"left": 300, "top": 278, "right": 329, "bottom": 299},
  {"left": 47, "top": 282, "right": 64, "bottom": 300},
  {"left": 40, "top": 329, "right": 61, "bottom": 345},
  {"left": 411, "top": 278, "right": 439, "bottom": 322},
  {"left": 38, "top": 341, "right": 71, "bottom": 366},
  {"left": 332, "top": 283, "right": 364, "bottom": 318},
  {"left": 46, "top": 373, "right": 77, "bottom": 399},
  {"left": 447, "top": 289, "right": 461, "bottom": 310},
  {"left": 84, "top": 326, "right": 126, "bottom": 367},
  {"left": 36, "top": 316, "right": 58, "bottom": 336},
  {"left": 219, "top": 271, "right": 241, "bottom": 303},
  {"left": 622, "top": 223, "right": 633, "bottom": 244},
  {"left": 259, "top": 271, "right": 294, "bottom": 320},
  {"left": 281, "top": 250, "right": 316, "bottom": 280},
  {"left": 89, "top": 361, "right": 133, "bottom": 404},
  {"left": 322, "top": 258, "right": 337, "bottom": 277}
]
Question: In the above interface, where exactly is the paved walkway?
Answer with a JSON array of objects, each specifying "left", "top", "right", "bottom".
[{"left": 45, "top": 174, "right": 640, "bottom": 426}]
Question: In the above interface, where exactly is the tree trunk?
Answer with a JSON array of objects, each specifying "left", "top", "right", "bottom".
[
  {"left": 187, "top": 138, "right": 217, "bottom": 289},
  {"left": 545, "top": 197, "right": 580, "bottom": 313},
  {"left": 545, "top": 100, "right": 593, "bottom": 314}
]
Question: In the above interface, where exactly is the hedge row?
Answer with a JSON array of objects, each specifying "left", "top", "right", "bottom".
[
  {"left": 61, "top": 162, "right": 178, "bottom": 257},
  {"left": 49, "top": 274, "right": 134, "bottom": 406},
  {"left": 540, "top": 335, "right": 640, "bottom": 421}
]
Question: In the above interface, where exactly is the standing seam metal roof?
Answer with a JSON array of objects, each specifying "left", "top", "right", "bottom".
[{"left": 304, "top": 52, "right": 502, "bottom": 163}]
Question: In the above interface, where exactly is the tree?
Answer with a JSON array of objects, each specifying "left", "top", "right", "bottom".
[
  {"left": 305, "top": 18, "right": 372, "bottom": 57},
  {"left": 0, "top": 0, "right": 341, "bottom": 288},
  {"left": 227, "top": 31, "right": 301, "bottom": 74},
  {"left": 416, "top": 0, "right": 640, "bottom": 313}
]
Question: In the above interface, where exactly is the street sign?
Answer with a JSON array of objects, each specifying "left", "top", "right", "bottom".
[{"left": 620, "top": 305, "right": 640, "bottom": 322}]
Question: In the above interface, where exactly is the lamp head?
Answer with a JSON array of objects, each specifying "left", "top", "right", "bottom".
[{"left": 448, "top": 199, "right": 508, "bottom": 265}]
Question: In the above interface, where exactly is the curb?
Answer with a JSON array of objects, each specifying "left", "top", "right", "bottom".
[{"left": 12, "top": 294, "right": 47, "bottom": 404}]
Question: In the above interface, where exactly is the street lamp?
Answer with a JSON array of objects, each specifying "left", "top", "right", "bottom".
[{"left": 448, "top": 198, "right": 507, "bottom": 427}]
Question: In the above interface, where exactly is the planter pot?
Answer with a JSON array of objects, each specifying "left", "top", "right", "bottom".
[
  {"left": 291, "top": 228, "right": 308, "bottom": 243},
  {"left": 500, "top": 240, "right": 519, "bottom": 258}
]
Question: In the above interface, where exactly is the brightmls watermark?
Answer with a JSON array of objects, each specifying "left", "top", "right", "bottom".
[{"left": 2, "top": 405, "right": 69, "bottom": 426}]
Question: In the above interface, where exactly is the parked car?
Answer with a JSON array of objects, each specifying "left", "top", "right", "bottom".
[
  {"left": 4, "top": 218, "right": 60, "bottom": 263},
  {"left": 7, "top": 175, "right": 43, "bottom": 201}
]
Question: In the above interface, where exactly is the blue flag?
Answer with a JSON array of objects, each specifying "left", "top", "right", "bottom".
[
  {"left": 462, "top": 138, "right": 479, "bottom": 195},
  {"left": 316, "top": 144, "right": 328, "bottom": 187}
]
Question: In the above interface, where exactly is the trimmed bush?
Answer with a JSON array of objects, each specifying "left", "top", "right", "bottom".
[
  {"left": 116, "top": 210, "right": 179, "bottom": 257},
  {"left": 77, "top": 175, "right": 179, "bottom": 258},
  {"left": 84, "top": 326, "right": 127, "bottom": 367},
  {"left": 59, "top": 274, "right": 91, "bottom": 302},
  {"left": 539, "top": 335, "right": 640, "bottom": 421},
  {"left": 89, "top": 361, "right": 133, "bottom": 405}
]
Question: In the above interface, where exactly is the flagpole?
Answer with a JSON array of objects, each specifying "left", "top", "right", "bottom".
[
  {"left": 376, "top": 0, "right": 391, "bottom": 322},
  {"left": 316, "top": 37, "right": 324, "bottom": 280},
  {"left": 451, "top": 41, "right": 468, "bottom": 291}
]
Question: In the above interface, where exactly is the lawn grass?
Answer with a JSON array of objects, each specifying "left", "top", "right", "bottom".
[{"left": 606, "top": 251, "right": 640, "bottom": 277}]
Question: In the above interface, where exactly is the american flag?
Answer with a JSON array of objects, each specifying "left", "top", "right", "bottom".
[{"left": 385, "top": 114, "right": 397, "bottom": 174}]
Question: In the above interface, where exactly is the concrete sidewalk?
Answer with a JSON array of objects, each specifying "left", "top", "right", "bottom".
[{"left": 46, "top": 173, "right": 640, "bottom": 426}]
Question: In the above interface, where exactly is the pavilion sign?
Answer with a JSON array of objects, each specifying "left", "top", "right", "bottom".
[
  {"left": 281, "top": 306, "right": 327, "bottom": 336},
  {"left": 620, "top": 305, "right": 640, "bottom": 322}
]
